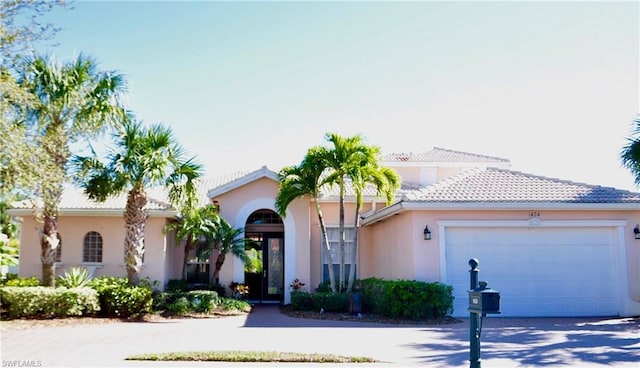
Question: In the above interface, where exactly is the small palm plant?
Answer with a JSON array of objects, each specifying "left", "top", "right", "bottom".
[{"left": 57, "top": 267, "right": 92, "bottom": 288}]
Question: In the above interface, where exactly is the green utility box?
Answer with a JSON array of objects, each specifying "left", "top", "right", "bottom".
[{"left": 468, "top": 281, "right": 500, "bottom": 314}]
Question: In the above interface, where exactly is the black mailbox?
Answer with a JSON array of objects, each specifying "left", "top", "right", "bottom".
[{"left": 468, "top": 281, "right": 500, "bottom": 314}]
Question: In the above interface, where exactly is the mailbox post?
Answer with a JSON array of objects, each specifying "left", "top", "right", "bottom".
[{"left": 468, "top": 258, "right": 500, "bottom": 368}]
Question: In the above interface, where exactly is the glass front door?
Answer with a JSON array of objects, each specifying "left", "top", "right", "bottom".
[{"left": 245, "top": 232, "right": 284, "bottom": 303}]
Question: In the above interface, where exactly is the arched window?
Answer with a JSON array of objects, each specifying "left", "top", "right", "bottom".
[{"left": 83, "top": 231, "right": 103, "bottom": 263}]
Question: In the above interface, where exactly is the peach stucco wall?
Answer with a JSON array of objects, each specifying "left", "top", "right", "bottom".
[
  {"left": 361, "top": 208, "right": 640, "bottom": 313},
  {"left": 308, "top": 201, "right": 377, "bottom": 290},
  {"left": 358, "top": 212, "right": 424, "bottom": 281},
  {"left": 18, "top": 214, "right": 176, "bottom": 287},
  {"left": 212, "top": 177, "right": 311, "bottom": 302}
]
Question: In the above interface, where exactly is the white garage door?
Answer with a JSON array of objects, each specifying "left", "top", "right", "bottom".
[{"left": 445, "top": 226, "right": 619, "bottom": 317}]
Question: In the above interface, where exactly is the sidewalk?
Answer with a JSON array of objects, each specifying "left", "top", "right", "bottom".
[{"left": 1, "top": 304, "right": 638, "bottom": 367}]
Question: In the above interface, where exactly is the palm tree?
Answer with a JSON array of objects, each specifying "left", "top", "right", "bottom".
[
  {"left": 621, "top": 117, "right": 640, "bottom": 188},
  {"left": 74, "top": 120, "right": 203, "bottom": 285},
  {"left": 322, "top": 133, "right": 372, "bottom": 292},
  {"left": 275, "top": 146, "right": 337, "bottom": 292},
  {"left": 15, "top": 54, "right": 127, "bottom": 286},
  {"left": 346, "top": 147, "right": 400, "bottom": 291},
  {"left": 208, "top": 217, "right": 248, "bottom": 285},
  {"left": 165, "top": 204, "right": 219, "bottom": 281}
]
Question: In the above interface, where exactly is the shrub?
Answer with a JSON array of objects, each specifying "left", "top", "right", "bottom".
[
  {"left": 87, "top": 276, "right": 153, "bottom": 319},
  {"left": 167, "top": 296, "right": 190, "bottom": 315},
  {"left": 0, "top": 286, "right": 99, "bottom": 318},
  {"left": 188, "top": 290, "right": 220, "bottom": 313},
  {"left": 218, "top": 297, "right": 252, "bottom": 313},
  {"left": 57, "top": 267, "right": 92, "bottom": 288},
  {"left": 315, "top": 281, "right": 332, "bottom": 293},
  {"left": 165, "top": 279, "right": 188, "bottom": 292},
  {"left": 202, "top": 283, "right": 226, "bottom": 296},
  {"left": 2, "top": 276, "right": 41, "bottom": 287},
  {"left": 311, "top": 292, "right": 349, "bottom": 312},
  {"left": 0, "top": 273, "right": 18, "bottom": 285},
  {"left": 289, "top": 291, "right": 348, "bottom": 312},
  {"left": 292, "top": 278, "right": 454, "bottom": 320},
  {"left": 154, "top": 290, "right": 221, "bottom": 315},
  {"left": 290, "top": 291, "right": 314, "bottom": 310},
  {"left": 373, "top": 279, "right": 454, "bottom": 320}
]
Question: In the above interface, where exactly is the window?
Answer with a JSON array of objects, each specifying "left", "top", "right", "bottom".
[
  {"left": 186, "top": 240, "right": 210, "bottom": 284},
  {"left": 247, "top": 210, "right": 283, "bottom": 224},
  {"left": 83, "top": 231, "right": 103, "bottom": 263},
  {"left": 322, "top": 227, "right": 356, "bottom": 283}
]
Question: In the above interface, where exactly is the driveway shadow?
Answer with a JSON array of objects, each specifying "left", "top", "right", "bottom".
[{"left": 408, "top": 316, "right": 640, "bottom": 366}]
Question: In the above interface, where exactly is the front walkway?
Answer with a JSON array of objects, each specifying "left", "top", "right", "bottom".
[{"left": 1, "top": 305, "right": 638, "bottom": 367}]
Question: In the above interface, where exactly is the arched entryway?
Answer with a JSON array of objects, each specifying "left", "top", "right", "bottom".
[{"left": 244, "top": 209, "right": 284, "bottom": 303}]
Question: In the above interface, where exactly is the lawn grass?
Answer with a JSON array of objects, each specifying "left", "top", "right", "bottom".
[{"left": 126, "top": 350, "right": 382, "bottom": 363}]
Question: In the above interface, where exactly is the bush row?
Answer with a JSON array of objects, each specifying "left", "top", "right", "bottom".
[
  {"left": 290, "top": 277, "right": 454, "bottom": 320},
  {"left": 0, "top": 286, "right": 100, "bottom": 318},
  {"left": 361, "top": 278, "right": 454, "bottom": 320},
  {"left": 153, "top": 286, "right": 252, "bottom": 315},
  {"left": 87, "top": 277, "right": 153, "bottom": 319},
  {"left": 0, "top": 274, "right": 251, "bottom": 320}
]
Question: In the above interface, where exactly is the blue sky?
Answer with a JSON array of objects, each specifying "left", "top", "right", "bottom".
[{"left": 39, "top": 1, "right": 639, "bottom": 191}]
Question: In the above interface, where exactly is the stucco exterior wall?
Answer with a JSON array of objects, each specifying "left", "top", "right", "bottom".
[
  {"left": 164, "top": 226, "right": 184, "bottom": 286},
  {"left": 308, "top": 200, "right": 379, "bottom": 290},
  {"left": 363, "top": 208, "right": 640, "bottom": 309},
  {"left": 211, "top": 176, "right": 312, "bottom": 302},
  {"left": 358, "top": 212, "right": 417, "bottom": 281},
  {"left": 17, "top": 214, "right": 173, "bottom": 287},
  {"left": 213, "top": 177, "right": 281, "bottom": 287}
]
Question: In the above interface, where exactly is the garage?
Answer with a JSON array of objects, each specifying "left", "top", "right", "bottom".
[{"left": 443, "top": 224, "right": 621, "bottom": 317}]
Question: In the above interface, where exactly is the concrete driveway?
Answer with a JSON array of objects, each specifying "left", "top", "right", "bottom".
[{"left": 1, "top": 304, "right": 638, "bottom": 367}]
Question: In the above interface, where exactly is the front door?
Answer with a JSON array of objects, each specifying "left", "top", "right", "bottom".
[{"left": 245, "top": 232, "right": 284, "bottom": 303}]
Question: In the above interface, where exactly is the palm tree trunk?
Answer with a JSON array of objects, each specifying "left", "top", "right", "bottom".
[
  {"left": 347, "top": 201, "right": 361, "bottom": 292},
  {"left": 182, "top": 239, "right": 192, "bottom": 281},
  {"left": 40, "top": 214, "right": 59, "bottom": 287},
  {"left": 338, "top": 184, "right": 346, "bottom": 292},
  {"left": 124, "top": 188, "right": 147, "bottom": 286},
  {"left": 315, "top": 199, "right": 337, "bottom": 292},
  {"left": 40, "top": 126, "right": 66, "bottom": 287},
  {"left": 212, "top": 252, "right": 225, "bottom": 284}
]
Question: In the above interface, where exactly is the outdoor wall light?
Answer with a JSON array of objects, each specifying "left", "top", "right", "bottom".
[
  {"left": 423, "top": 225, "right": 432, "bottom": 240},
  {"left": 634, "top": 224, "right": 640, "bottom": 240}
]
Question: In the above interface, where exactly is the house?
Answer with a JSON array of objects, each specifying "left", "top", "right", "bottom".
[{"left": 9, "top": 147, "right": 640, "bottom": 317}]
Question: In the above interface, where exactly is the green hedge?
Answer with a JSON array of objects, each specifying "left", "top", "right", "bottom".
[
  {"left": 291, "top": 278, "right": 454, "bottom": 320},
  {"left": 0, "top": 275, "right": 41, "bottom": 287},
  {"left": 153, "top": 289, "right": 251, "bottom": 315},
  {"left": 361, "top": 278, "right": 454, "bottom": 320},
  {"left": 290, "top": 291, "right": 348, "bottom": 312},
  {"left": 87, "top": 277, "right": 153, "bottom": 319},
  {"left": 154, "top": 290, "right": 221, "bottom": 314},
  {"left": 0, "top": 286, "right": 100, "bottom": 318}
]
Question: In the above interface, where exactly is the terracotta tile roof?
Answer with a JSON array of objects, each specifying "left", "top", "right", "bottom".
[
  {"left": 381, "top": 147, "right": 510, "bottom": 164},
  {"left": 10, "top": 186, "right": 174, "bottom": 212},
  {"left": 206, "top": 166, "right": 279, "bottom": 198},
  {"left": 402, "top": 167, "right": 640, "bottom": 203}
]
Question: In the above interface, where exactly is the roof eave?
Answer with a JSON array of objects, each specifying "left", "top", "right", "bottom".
[
  {"left": 361, "top": 201, "right": 640, "bottom": 225},
  {"left": 207, "top": 166, "right": 279, "bottom": 198}
]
